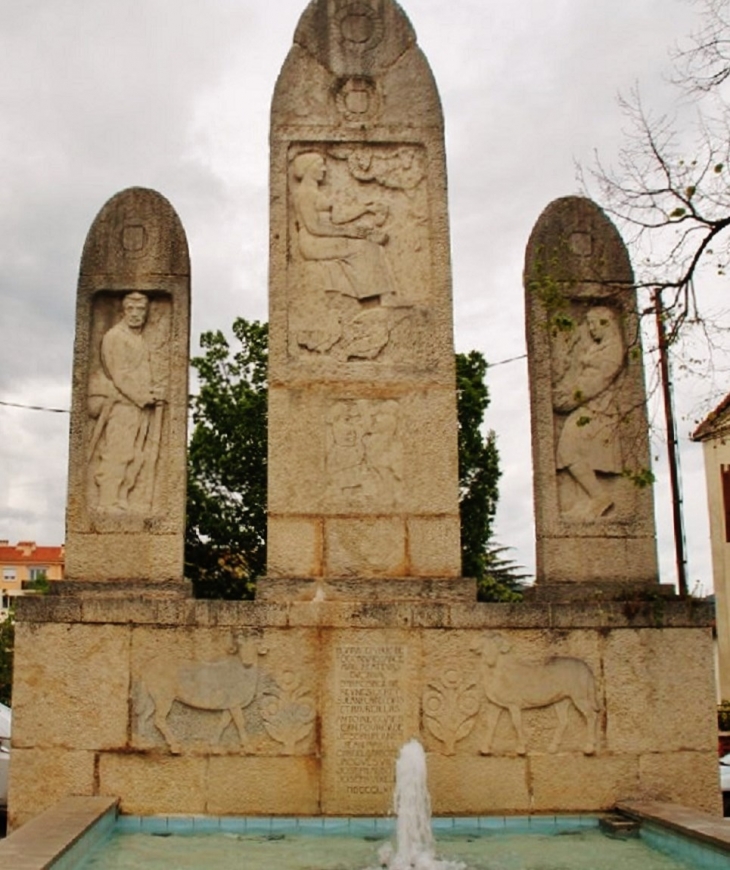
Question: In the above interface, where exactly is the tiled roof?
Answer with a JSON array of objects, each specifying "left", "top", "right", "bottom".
[
  {"left": 0, "top": 542, "right": 65, "bottom": 564},
  {"left": 692, "top": 392, "right": 730, "bottom": 442}
]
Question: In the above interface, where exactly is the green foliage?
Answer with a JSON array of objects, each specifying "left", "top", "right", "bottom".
[
  {"left": 622, "top": 466, "right": 656, "bottom": 489},
  {"left": 456, "top": 351, "right": 526, "bottom": 601},
  {"left": 0, "top": 610, "right": 14, "bottom": 707},
  {"left": 185, "top": 322, "right": 525, "bottom": 603},
  {"left": 26, "top": 570, "right": 49, "bottom": 594},
  {"left": 526, "top": 242, "right": 576, "bottom": 335},
  {"left": 185, "top": 319, "right": 268, "bottom": 599},
  {"left": 480, "top": 543, "right": 531, "bottom": 603},
  {"left": 719, "top": 700, "right": 730, "bottom": 732}
]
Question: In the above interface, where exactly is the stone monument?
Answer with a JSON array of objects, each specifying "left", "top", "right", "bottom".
[
  {"left": 265, "top": 0, "right": 461, "bottom": 588},
  {"left": 64, "top": 187, "right": 190, "bottom": 587},
  {"left": 6, "top": 0, "right": 721, "bottom": 832},
  {"left": 524, "top": 196, "right": 658, "bottom": 589}
]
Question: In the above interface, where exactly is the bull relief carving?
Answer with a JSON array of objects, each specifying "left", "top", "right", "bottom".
[
  {"left": 134, "top": 634, "right": 315, "bottom": 755},
  {"left": 287, "top": 144, "right": 428, "bottom": 363},
  {"left": 470, "top": 632, "right": 599, "bottom": 756},
  {"left": 326, "top": 398, "right": 403, "bottom": 506},
  {"left": 552, "top": 305, "right": 625, "bottom": 522},
  {"left": 87, "top": 291, "right": 171, "bottom": 514},
  {"left": 422, "top": 669, "right": 480, "bottom": 756}
]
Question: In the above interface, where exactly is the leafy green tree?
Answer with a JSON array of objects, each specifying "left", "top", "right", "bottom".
[
  {"left": 481, "top": 543, "right": 532, "bottom": 602},
  {"left": 185, "top": 319, "right": 268, "bottom": 599},
  {"left": 186, "top": 320, "right": 527, "bottom": 601},
  {"left": 0, "top": 611, "right": 14, "bottom": 707},
  {"left": 456, "top": 351, "right": 525, "bottom": 601}
]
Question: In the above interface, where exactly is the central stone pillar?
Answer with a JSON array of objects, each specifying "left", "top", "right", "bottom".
[{"left": 266, "top": 0, "right": 461, "bottom": 589}]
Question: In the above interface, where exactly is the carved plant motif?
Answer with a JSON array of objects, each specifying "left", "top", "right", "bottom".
[
  {"left": 422, "top": 668, "right": 480, "bottom": 755},
  {"left": 260, "top": 669, "right": 316, "bottom": 754}
]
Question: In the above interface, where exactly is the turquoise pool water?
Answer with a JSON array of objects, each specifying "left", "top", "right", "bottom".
[{"left": 63, "top": 815, "right": 727, "bottom": 870}]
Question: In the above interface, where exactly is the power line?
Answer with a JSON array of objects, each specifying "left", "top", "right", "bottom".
[
  {"left": 490, "top": 353, "right": 527, "bottom": 368},
  {"left": 0, "top": 400, "right": 69, "bottom": 414},
  {"left": 0, "top": 353, "right": 527, "bottom": 416}
]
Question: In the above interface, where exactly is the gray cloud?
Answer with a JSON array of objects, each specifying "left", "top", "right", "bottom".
[{"left": 0, "top": 0, "right": 716, "bottom": 592}]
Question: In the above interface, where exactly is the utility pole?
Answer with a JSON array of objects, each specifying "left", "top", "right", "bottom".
[{"left": 653, "top": 288, "right": 689, "bottom": 597}]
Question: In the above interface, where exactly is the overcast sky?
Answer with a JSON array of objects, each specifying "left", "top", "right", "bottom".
[{"left": 0, "top": 0, "right": 723, "bottom": 593}]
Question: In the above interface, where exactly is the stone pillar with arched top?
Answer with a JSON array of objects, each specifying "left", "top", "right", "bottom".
[
  {"left": 64, "top": 187, "right": 190, "bottom": 588},
  {"left": 524, "top": 195, "right": 659, "bottom": 592},
  {"left": 265, "top": 0, "right": 462, "bottom": 590}
]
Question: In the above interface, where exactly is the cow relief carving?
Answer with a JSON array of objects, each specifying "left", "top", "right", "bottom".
[
  {"left": 470, "top": 632, "right": 599, "bottom": 756},
  {"left": 134, "top": 635, "right": 316, "bottom": 755}
]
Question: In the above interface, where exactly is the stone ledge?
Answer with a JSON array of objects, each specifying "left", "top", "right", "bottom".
[
  {"left": 524, "top": 581, "right": 676, "bottom": 603},
  {"left": 255, "top": 576, "right": 477, "bottom": 603},
  {"left": 617, "top": 800, "right": 730, "bottom": 853},
  {"left": 52, "top": 579, "right": 192, "bottom": 598},
  {"left": 14, "top": 595, "right": 714, "bottom": 629},
  {"left": 0, "top": 796, "right": 117, "bottom": 868}
]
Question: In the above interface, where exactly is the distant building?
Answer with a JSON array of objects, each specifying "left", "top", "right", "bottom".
[
  {"left": 0, "top": 541, "right": 64, "bottom": 619},
  {"left": 692, "top": 396, "right": 730, "bottom": 701}
]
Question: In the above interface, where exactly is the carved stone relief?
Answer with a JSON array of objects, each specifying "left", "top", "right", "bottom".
[
  {"left": 326, "top": 398, "right": 403, "bottom": 507},
  {"left": 86, "top": 291, "right": 171, "bottom": 515},
  {"left": 468, "top": 632, "right": 599, "bottom": 756},
  {"left": 336, "top": 1, "right": 385, "bottom": 54},
  {"left": 422, "top": 669, "right": 480, "bottom": 756},
  {"left": 133, "top": 633, "right": 315, "bottom": 755},
  {"left": 287, "top": 143, "right": 429, "bottom": 363},
  {"left": 260, "top": 669, "right": 317, "bottom": 755},
  {"left": 551, "top": 305, "right": 625, "bottom": 522}
]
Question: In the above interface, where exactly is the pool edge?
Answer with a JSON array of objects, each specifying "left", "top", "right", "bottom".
[{"left": 0, "top": 796, "right": 118, "bottom": 870}]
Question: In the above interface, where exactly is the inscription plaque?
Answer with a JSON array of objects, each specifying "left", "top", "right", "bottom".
[{"left": 334, "top": 644, "right": 408, "bottom": 800}]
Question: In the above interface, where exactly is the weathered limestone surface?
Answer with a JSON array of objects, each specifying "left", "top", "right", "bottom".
[
  {"left": 524, "top": 196, "right": 658, "bottom": 587},
  {"left": 65, "top": 187, "right": 190, "bottom": 584},
  {"left": 266, "top": 0, "right": 460, "bottom": 584},
  {"left": 7, "top": 596, "right": 720, "bottom": 827},
  {"left": 7, "top": 0, "right": 721, "bottom": 837}
]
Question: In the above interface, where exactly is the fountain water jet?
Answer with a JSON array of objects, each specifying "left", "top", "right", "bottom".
[{"left": 377, "top": 740, "right": 465, "bottom": 870}]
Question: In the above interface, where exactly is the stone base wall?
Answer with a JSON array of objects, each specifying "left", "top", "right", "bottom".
[{"left": 7, "top": 595, "right": 720, "bottom": 829}]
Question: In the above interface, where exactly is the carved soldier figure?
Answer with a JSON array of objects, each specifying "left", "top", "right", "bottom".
[{"left": 87, "top": 291, "right": 165, "bottom": 511}]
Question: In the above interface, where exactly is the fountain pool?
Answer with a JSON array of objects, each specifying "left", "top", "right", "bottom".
[
  {"left": 64, "top": 815, "right": 721, "bottom": 870},
  {"left": 2, "top": 738, "right": 729, "bottom": 869}
]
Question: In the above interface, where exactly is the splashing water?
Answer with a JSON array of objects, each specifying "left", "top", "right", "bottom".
[{"left": 377, "top": 739, "right": 465, "bottom": 870}]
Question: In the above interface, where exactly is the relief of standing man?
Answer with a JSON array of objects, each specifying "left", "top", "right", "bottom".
[{"left": 87, "top": 291, "right": 167, "bottom": 513}]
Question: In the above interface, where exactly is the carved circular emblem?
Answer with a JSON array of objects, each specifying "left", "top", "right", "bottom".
[
  {"left": 568, "top": 231, "right": 593, "bottom": 257},
  {"left": 337, "top": 2, "right": 384, "bottom": 51},
  {"left": 335, "top": 77, "right": 381, "bottom": 122},
  {"left": 120, "top": 223, "right": 148, "bottom": 258}
]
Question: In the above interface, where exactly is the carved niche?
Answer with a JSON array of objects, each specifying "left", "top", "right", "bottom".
[
  {"left": 287, "top": 143, "right": 430, "bottom": 364},
  {"left": 86, "top": 291, "right": 172, "bottom": 516}
]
